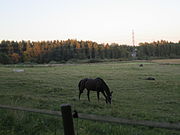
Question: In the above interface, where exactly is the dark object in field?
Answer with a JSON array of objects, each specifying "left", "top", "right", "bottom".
[
  {"left": 78, "top": 77, "right": 113, "bottom": 104},
  {"left": 139, "top": 64, "right": 143, "bottom": 67},
  {"left": 73, "top": 110, "right": 78, "bottom": 118},
  {"left": 145, "top": 77, "right": 155, "bottom": 80}
]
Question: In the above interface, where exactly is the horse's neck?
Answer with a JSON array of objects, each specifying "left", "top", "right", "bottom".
[{"left": 103, "top": 85, "right": 110, "bottom": 96}]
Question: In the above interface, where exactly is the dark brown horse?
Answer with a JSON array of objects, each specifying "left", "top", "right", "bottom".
[{"left": 78, "top": 77, "right": 113, "bottom": 104}]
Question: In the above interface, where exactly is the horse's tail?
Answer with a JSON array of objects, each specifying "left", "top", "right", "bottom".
[
  {"left": 78, "top": 78, "right": 88, "bottom": 99},
  {"left": 78, "top": 78, "right": 88, "bottom": 91}
]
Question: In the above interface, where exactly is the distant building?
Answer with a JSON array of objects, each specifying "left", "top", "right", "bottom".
[{"left": 131, "top": 48, "right": 137, "bottom": 57}]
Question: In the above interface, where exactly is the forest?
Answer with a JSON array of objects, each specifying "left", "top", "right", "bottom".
[{"left": 0, "top": 39, "right": 180, "bottom": 64}]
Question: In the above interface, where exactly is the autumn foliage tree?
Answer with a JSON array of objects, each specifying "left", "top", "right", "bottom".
[
  {"left": 10, "top": 53, "right": 20, "bottom": 64},
  {"left": 0, "top": 39, "right": 180, "bottom": 64}
]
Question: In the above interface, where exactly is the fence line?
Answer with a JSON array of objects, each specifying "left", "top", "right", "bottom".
[
  {"left": 78, "top": 113, "right": 180, "bottom": 130},
  {"left": 0, "top": 104, "right": 180, "bottom": 131},
  {"left": 0, "top": 104, "right": 61, "bottom": 116}
]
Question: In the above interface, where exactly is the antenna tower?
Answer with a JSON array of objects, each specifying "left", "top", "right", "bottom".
[{"left": 132, "top": 29, "right": 135, "bottom": 46}]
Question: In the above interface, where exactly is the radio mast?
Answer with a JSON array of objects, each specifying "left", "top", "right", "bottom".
[{"left": 132, "top": 29, "right": 135, "bottom": 46}]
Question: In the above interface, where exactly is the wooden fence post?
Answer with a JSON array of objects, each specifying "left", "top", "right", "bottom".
[{"left": 61, "top": 104, "right": 75, "bottom": 135}]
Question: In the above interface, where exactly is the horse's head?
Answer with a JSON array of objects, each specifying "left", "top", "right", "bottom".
[{"left": 107, "top": 91, "right": 113, "bottom": 104}]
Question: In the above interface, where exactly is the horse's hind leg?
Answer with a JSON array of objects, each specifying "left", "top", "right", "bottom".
[
  {"left": 79, "top": 88, "right": 84, "bottom": 100},
  {"left": 79, "top": 92, "right": 82, "bottom": 100},
  {"left": 78, "top": 79, "right": 86, "bottom": 100},
  {"left": 87, "top": 90, "right": 90, "bottom": 102},
  {"left": 97, "top": 91, "right": 100, "bottom": 101}
]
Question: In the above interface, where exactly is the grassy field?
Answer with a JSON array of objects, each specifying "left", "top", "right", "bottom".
[{"left": 0, "top": 59, "right": 180, "bottom": 135}]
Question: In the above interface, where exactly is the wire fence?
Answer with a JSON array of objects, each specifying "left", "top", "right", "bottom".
[{"left": 0, "top": 104, "right": 180, "bottom": 135}]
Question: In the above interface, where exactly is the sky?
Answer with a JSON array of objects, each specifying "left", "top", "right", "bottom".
[{"left": 0, "top": 0, "right": 180, "bottom": 45}]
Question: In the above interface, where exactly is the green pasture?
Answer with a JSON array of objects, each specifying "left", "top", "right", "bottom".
[{"left": 0, "top": 60, "right": 180, "bottom": 135}]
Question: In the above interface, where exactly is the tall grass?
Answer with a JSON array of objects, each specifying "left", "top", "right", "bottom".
[{"left": 0, "top": 60, "right": 180, "bottom": 134}]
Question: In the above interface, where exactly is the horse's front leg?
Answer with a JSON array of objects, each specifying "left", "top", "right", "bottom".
[
  {"left": 87, "top": 90, "right": 90, "bottom": 102},
  {"left": 101, "top": 91, "right": 108, "bottom": 104}
]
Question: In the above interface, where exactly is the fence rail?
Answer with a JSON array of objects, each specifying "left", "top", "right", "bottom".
[
  {"left": 0, "top": 104, "right": 180, "bottom": 131},
  {"left": 0, "top": 104, "right": 61, "bottom": 116},
  {"left": 78, "top": 113, "right": 180, "bottom": 130}
]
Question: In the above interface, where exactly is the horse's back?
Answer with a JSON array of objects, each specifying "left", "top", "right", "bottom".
[
  {"left": 85, "top": 79, "right": 98, "bottom": 91},
  {"left": 79, "top": 78, "right": 105, "bottom": 91}
]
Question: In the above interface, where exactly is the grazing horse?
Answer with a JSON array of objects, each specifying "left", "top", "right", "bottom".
[{"left": 78, "top": 78, "right": 113, "bottom": 104}]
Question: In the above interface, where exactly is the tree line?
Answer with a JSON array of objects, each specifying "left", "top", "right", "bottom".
[
  {"left": 137, "top": 40, "right": 180, "bottom": 59},
  {"left": 0, "top": 39, "right": 179, "bottom": 64}
]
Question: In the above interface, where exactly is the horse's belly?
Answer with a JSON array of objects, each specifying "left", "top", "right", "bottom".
[
  {"left": 85, "top": 81, "right": 97, "bottom": 91},
  {"left": 86, "top": 85, "right": 97, "bottom": 91}
]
